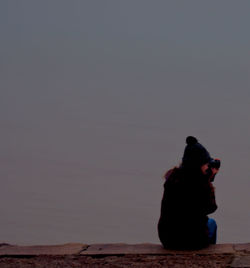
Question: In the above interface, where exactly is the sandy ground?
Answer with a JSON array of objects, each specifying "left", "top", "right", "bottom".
[{"left": 0, "top": 254, "right": 234, "bottom": 268}]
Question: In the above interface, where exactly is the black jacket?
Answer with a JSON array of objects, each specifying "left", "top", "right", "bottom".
[{"left": 158, "top": 167, "right": 217, "bottom": 249}]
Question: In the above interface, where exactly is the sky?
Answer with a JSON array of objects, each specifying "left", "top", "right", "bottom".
[{"left": 1, "top": 1, "right": 250, "bottom": 244}]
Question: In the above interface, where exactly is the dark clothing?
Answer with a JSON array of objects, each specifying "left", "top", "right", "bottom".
[{"left": 158, "top": 167, "right": 217, "bottom": 250}]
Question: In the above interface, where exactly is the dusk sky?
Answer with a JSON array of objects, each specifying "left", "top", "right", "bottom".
[{"left": 1, "top": 1, "right": 250, "bottom": 244}]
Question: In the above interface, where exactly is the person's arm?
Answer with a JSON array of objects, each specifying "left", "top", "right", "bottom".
[
  {"left": 185, "top": 180, "right": 217, "bottom": 216},
  {"left": 205, "top": 181, "right": 217, "bottom": 214}
]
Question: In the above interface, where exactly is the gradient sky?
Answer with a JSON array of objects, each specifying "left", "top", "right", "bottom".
[{"left": 1, "top": 1, "right": 250, "bottom": 244}]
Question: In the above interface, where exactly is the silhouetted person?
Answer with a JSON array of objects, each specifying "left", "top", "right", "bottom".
[{"left": 158, "top": 136, "right": 220, "bottom": 249}]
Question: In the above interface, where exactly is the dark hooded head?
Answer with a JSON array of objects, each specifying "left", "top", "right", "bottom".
[{"left": 182, "top": 136, "right": 211, "bottom": 169}]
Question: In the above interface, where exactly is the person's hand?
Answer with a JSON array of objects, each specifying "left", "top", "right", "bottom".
[
  {"left": 212, "top": 167, "right": 219, "bottom": 175},
  {"left": 209, "top": 167, "right": 219, "bottom": 182},
  {"left": 201, "top": 162, "right": 220, "bottom": 181}
]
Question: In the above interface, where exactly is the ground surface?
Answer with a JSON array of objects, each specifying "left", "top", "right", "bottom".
[
  {"left": 0, "top": 254, "right": 234, "bottom": 268},
  {"left": 0, "top": 243, "right": 249, "bottom": 268}
]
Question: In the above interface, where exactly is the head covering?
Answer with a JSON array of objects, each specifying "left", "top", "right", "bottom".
[{"left": 182, "top": 136, "right": 211, "bottom": 168}]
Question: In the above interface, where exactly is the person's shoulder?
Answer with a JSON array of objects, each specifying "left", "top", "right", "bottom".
[
  {"left": 164, "top": 167, "right": 178, "bottom": 179},
  {"left": 164, "top": 167, "right": 182, "bottom": 185}
]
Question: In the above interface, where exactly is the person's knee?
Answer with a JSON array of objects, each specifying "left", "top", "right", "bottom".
[
  {"left": 208, "top": 218, "right": 217, "bottom": 230},
  {"left": 207, "top": 218, "right": 217, "bottom": 244}
]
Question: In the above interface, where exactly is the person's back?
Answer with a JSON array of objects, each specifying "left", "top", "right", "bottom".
[{"left": 158, "top": 136, "right": 219, "bottom": 249}]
